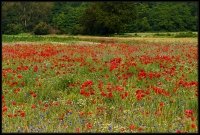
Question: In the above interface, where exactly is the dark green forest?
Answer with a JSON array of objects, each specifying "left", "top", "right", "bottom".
[{"left": 2, "top": 2, "right": 198, "bottom": 35}]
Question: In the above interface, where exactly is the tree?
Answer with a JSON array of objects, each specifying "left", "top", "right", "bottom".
[
  {"left": 2, "top": 2, "right": 53, "bottom": 34},
  {"left": 18, "top": 2, "right": 53, "bottom": 32},
  {"left": 51, "top": 2, "right": 86, "bottom": 34},
  {"left": 148, "top": 2, "right": 197, "bottom": 32},
  {"left": 2, "top": 2, "right": 198, "bottom": 35},
  {"left": 80, "top": 2, "right": 137, "bottom": 35}
]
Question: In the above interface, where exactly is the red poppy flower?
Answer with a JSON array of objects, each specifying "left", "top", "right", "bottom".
[
  {"left": 20, "top": 111, "right": 25, "bottom": 117},
  {"left": 185, "top": 109, "right": 193, "bottom": 118},
  {"left": 31, "top": 104, "right": 36, "bottom": 109},
  {"left": 129, "top": 124, "right": 135, "bottom": 131},
  {"left": 159, "top": 102, "right": 164, "bottom": 107},
  {"left": 17, "top": 74, "right": 23, "bottom": 79},
  {"left": 2, "top": 106, "right": 8, "bottom": 112},
  {"left": 86, "top": 122, "right": 92, "bottom": 129},
  {"left": 12, "top": 101, "right": 17, "bottom": 106},
  {"left": 33, "top": 65, "right": 38, "bottom": 72},
  {"left": 191, "top": 123, "right": 196, "bottom": 129}
]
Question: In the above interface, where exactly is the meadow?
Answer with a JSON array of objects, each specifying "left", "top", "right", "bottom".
[{"left": 2, "top": 34, "right": 198, "bottom": 133}]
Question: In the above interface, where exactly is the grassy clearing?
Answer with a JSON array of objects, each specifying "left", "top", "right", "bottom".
[{"left": 2, "top": 33, "right": 198, "bottom": 46}]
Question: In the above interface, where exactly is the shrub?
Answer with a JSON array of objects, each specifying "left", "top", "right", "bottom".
[
  {"left": 33, "top": 22, "right": 50, "bottom": 35},
  {"left": 4, "top": 24, "right": 24, "bottom": 35},
  {"left": 71, "top": 24, "right": 84, "bottom": 35},
  {"left": 175, "top": 32, "right": 197, "bottom": 38},
  {"left": 48, "top": 26, "right": 61, "bottom": 34}
]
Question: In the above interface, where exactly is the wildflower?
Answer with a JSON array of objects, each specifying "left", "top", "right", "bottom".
[
  {"left": 101, "top": 91, "right": 107, "bottom": 97},
  {"left": 191, "top": 123, "right": 196, "bottom": 129},
  {"left": 14, "top": 88, "right": 21, "bottom": 94},
  {"left": 80, "top": 89, "right": 85, "bottom": 95},
  {"left": 2, "top": 106, "right": 8, "bottom": 112},
  {"left": 191, "top": 117, "right": 195, "bottom": 121},
  {"left": 120, "top": 127, "right": 125, "bottom": 132},
  {"left": 124, "top": 91, "right": 128, "bottom": 97},
  {"left": 86, "top": 122, "right": 92, "bottom": 130},
  {"left": 138, "top": 70, "right": 146, "bottom": 79},
  {"left": 44, "top": 103, "right": 48, "bottom": 108},
  {"left": 17, "top": 74, "right": 23, "bottom": 79},
  {"left": 76, "top": 128, "right": 80, "bottom": 133},
  {"left": 129, "top": 124, "right": 135, "bottom": 131},
  {"left": 185, "top": 109, "right": 193, "bottom": 118},
  {"left": 32, "top": 93, "right": 37, "bottom": 98},
  {"left": 138, "top": 127, "right": 143, "bottom": 132},
  {"left": 109, "top": 58, "right": 121, "bottom": 71},
  {"left": 108, "top": 92, "right": 113, "bottom": 98},
  {"left": 20, "top": 111, "right": 25, "bottom": 117},
  {"left": 33, "top": 65, "right": 38, "bottom": 72},
  {"left": 31, "top": 104, "right": 36, "bottom": 109},
  {"left": 8, "top": 114, "right": 13, "bottom": 118},
  {"left": 108, "top": 125, "right": 112, "bottom": 131},
  {"left": 12, "top": 101, "right": 17, "bottom": 106},
  {"left": 79, "top": 111, "right": 84, "bottom": 117},
  {"left": 80, "top": 80, "right": 94, "bottom": 97},
  {"left": 160, "top": 102, "right": 164, "bottom": 107}
]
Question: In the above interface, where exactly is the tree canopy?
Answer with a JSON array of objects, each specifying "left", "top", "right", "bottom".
[{"left": 2, "top": 2, "right": 198, "bottom": 35}]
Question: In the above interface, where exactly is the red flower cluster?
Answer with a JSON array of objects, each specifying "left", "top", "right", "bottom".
[
  {"left": 179, "top": 80, "right": 198, "bottom": 88},
  {"left": 121, "top": 72, "right": 134, "bottom": 80},
  {"left": 148, "top": 72, "right": 161, "bottom": 79},
  {"left": 20, "top": 111, "right": 26, "bottom": 117},
  {"left": 185, "top": 109, "right": 193, "bottom": 118},
  {"left": 120, "top": 91, "right": 129, "bottom": 99},
  {"left": 2, "top": 106, "right": 8, "bottom": 113},
  {"left": 152, "top": 86, "right": 170, "bottom": 96},
  {"left": 17, "top": 66, "right": 29, "bottom": 71},
  {"left": 39, "top": 47, "right": 59, "bottom": 57},
  {"left": 33, "top": 65, "right": 38, "bottom": 72},
  {"left": 138, "top": 70, "right": 146, "bottom": 79},
  {"left": 135, "top": 89, "right": 150, "bottom": 100},
  {"left": 129, "top": 124, "right": 135, "bottom": 131},
  {"left": 109, "top": 58, "right": 122, "bottom": 71},
  {"left": 164, "top": 66, "right": 176, "bottom": 76},
  {"left": 86, "top": 122, "right": 93, "bottom": 130},
  {"left": 30, "top": 91, "right": 37, "bottom": 98},
  {"left": 14, "top": 88, "right": 21, "bottom": 94},
  {"left": 140, "top": 55, "right": 153, "bottom": 65},
  {"left": 80, "top": 80, "right": 95, "bottom": 97},
  {"left": 138, "top": 70, "right": 161, "bottom": 80},
  {"left": 17, "top": 74, "right": 23, "bottom": 79}
]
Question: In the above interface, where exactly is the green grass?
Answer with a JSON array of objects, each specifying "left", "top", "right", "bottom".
[
  {"left": 115, "top": 32, "right": 197, "bottom": 38},
  {"left": 2, "top": 34, "right": 80, "bottom": 43},
  {"left": 3, "top": 32, "right": 197, "bottom": 44}
]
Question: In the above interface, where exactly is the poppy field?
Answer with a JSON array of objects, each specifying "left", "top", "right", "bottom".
[{"left": 2, "top": 38, "right": 198, "bottom": 133}]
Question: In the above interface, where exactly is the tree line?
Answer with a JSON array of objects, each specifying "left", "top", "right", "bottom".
[{"left": 2, "top": 2, "right": 198, "bottom": 35}]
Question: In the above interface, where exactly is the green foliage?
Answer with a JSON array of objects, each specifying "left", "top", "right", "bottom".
[
  {"left": 2, "top": 35, "right": 80, "bottom": 43},
  {"left": 51, "top": 3, "right": 86, "bottom": 34},
  {"left": 33, "top": 22, "right": 50, "bottom": 35},
  {"left": 53, "top": 75, "right": 74, "bottom": 93},
  {"left": 174, "top": 32, "right": 197, "bottom": 38},
  {"left": 2, "top": 2, "right": 198, "bottom": 35},
  {"left": 4, "top": 23, "right": 24, "bottom": 35},
  {"left": 80, "top": 2, "right": 136, "bottom": 35},
  {"left": 147, "top": 2, "right": 197, "bottom": 32}
]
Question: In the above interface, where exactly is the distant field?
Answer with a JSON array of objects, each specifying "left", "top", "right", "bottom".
[
  {"left": 120, "top": 32, "right": 197, "bottom": 38},
  {"left": 2, "top": 32, "right": 198, "bottom": 46}
]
